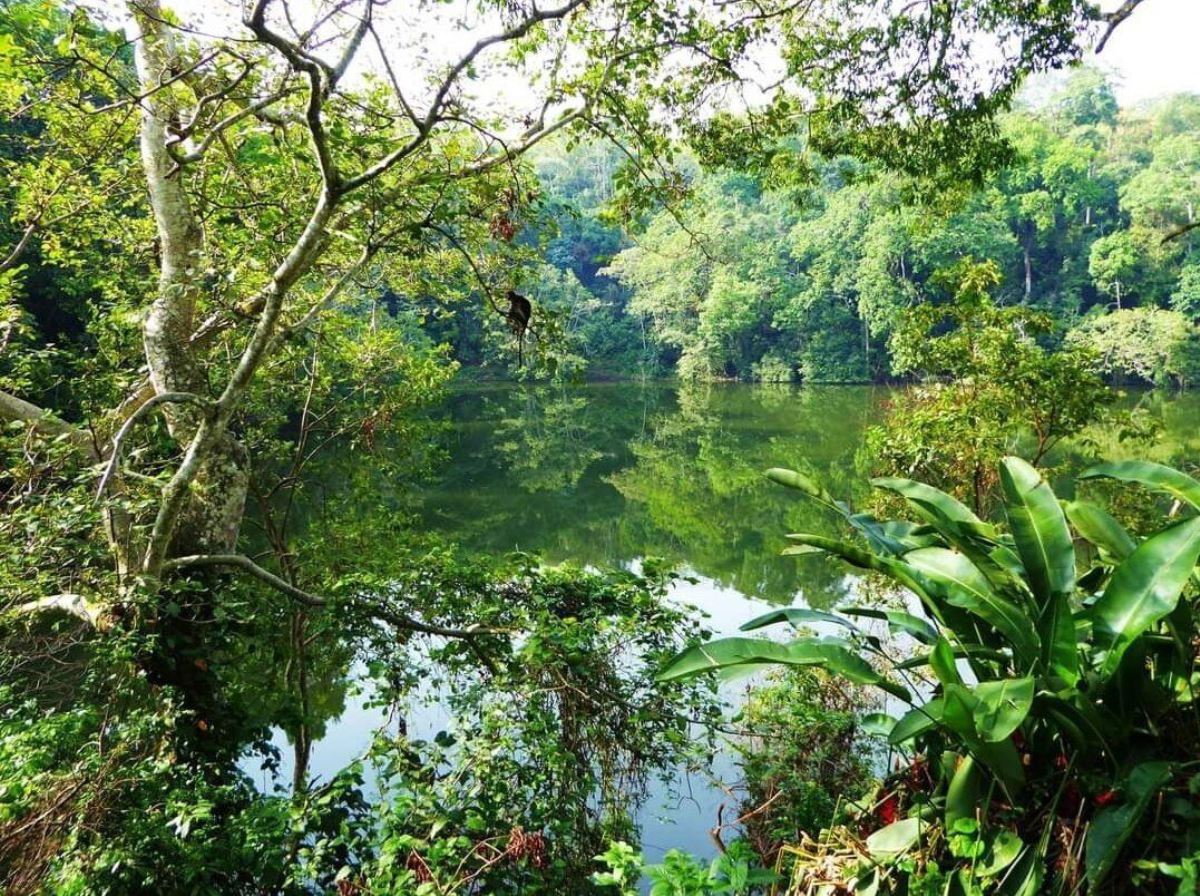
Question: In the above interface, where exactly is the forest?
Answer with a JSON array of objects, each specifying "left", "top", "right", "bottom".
[
  {"left": 441, "top": 70, "right": 1200, "bottom": 387},
  {"left": 2, "top": 0, "right": 1200, "bottom": 894}
]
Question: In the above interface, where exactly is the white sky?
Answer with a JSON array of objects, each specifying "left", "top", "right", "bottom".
[{"left": 1097, "top": 0, "right": 1200, "bottom": 104}]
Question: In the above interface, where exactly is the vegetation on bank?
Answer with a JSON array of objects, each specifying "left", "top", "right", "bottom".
[{"left": 663, "top": 457, "right": 1200, "bottom": 894}]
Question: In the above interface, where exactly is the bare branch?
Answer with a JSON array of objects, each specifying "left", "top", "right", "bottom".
[
  {"left": 1096, "top": 0, "right": 1147, "bottom": 53},
  {"left": 162, "top": 553, "right": 506, "bottom": 638},
  {"left": 97, "top": 391, "right": 206, "bottom": 499},
  {"left": 0, "top": 389, "right": 96, "bottom": 459},
  {"left": 1161, "top": 221, "right": 1200, "bottom": 245}
]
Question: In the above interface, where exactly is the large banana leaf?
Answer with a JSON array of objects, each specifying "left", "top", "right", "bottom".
[
  {"left": 871, "top": 476, "right": 984, "bottom": 527},
  {"left": 1089, "top": 515, "right": 1200, "bottom": 678},
  {"left": 1080, "top": 460, "right": 1200, "bottom": 512},
  {"left": 839, "top": 606, "right": 939, "bottom": 645},
  {"left": 656, "top": 635, "right": 910, "bottom": 699},
  {"left": 1065, "top": 500, "right": 1135, "bottom": 563},
  {"left": 999, "top": 457, "right": 1078, "bottom": 684},
  {"left": 903, "top": 547, "right": 1039, "bottom": 662},
  {"left": 769, "top": 467, "right": 917, "bottom": 555},
  {"left": 874, "top": 476, "right": 1028, "bottom": 592},
  {"left": 738, "top": 607, "right": 862, "bottom": 636},
  {"left": 785, "top": 533, "right": 978, "bottom": 637}
]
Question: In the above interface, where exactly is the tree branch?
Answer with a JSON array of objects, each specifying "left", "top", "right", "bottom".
[
  {"left": 162, "top": 553, "right": 506, "bottom": 639},
  {"left": 96, "top": 391, "right": 206, "bottom": 499},
  {"left": 0, "top": 389, "right": 97, "bottom": 459},
  {"left": 11, "top": 594, "right": 103, "bottom": 627},
  {"left": 1096, "top": 0, "right": 1147, "bottom": 53}
]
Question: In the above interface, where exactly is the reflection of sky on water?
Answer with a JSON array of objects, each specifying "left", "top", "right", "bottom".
[{"left": 244, "top": 564, "right": 807, "bottom": 863}]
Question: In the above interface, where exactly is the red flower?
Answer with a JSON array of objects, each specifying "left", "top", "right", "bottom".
[
  {"left": 1094, "top": 790, "right": 1116, "bottom": 807},
  {"left": 878, "top": 795, "right": 901, "bottom": 826}
]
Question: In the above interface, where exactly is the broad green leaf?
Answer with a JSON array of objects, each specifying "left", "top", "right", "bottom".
[
  {"left": 889, "top": 701, "right": 943, "bottom": 745},
  {"left": 971, "top": 677, "right": 1034, "bottom": 742},
  {"left": 871, "top": 476, "right": 983, "bottom": 526},
  {"left": 657, "top": 636, "right": 910, "bottom": 699},
  {"left": 1090, "top": 516, "right": 1200, "bottom": 678},
  {"left": 739, "top": 607, "right": 860, "bottom": 634},
  {"left": 945, "top": 755, "right": 981, "bottom": 828},
  {"left": 860, "top": 713, "right": 898, "bottom": 738},
  {"left": 979, "top": 830, "right": 1024, "bottom": 878},
  {"left": 1080, "top": 460, "right": 1200, "bottom": 512},
  {"left": 999, "top": 457, "right": 1077, "bottom": 683},
  {"left": 929, "top": 637, "right": 963, "bottom": 686},
  {"left": 903, "top": 547, "right": 1039, "bottom": 661},
  {"left": 944, "top": 686, "right": 1026, "bottom": 795},
  {"left": 896, "top": 645, "right": 1009, "bottom": 671},
  {"left": 866, "top": 817, "right": 922, "bottom": 858},
  {"left": 1085, "top": 762, "right": 1172, "bottom": 889},
  {"left": 999, "top": 457, "right": 1075, "bottom": 601},
  {"left": 766, "top": 467, "right": 832, "bottom": 501},
  {"left": 840, "top": 606, "right": 939, "bottom": 645},
  {"left": 997, "top": 844, "right": 1043, "bottom": 896},
  {"left": 1065, "top": 500, "right": 1135, "bottom": 562}
]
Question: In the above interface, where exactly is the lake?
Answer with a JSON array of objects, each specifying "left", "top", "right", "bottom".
[{"left": 260, "top": 381, "right": 1200, "bottom": 865}]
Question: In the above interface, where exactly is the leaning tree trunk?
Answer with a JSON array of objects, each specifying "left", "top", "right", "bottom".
[{"left": 132, "top": 1, "right": 250, "bottom": 568}]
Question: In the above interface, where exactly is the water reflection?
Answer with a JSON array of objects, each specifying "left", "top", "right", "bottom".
[
  {"left": 417, "top": 383, "right": 892, "bottom": 606},
  {"left": 286, "top": 382, "right": 1199, "bottom": 869}
]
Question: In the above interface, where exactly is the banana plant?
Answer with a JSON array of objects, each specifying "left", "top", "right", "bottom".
[{"left": 659, "top": 457, "right": 1200, "bottom": 893}]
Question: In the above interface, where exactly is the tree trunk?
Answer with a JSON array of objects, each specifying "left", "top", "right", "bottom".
[{"left": 131, "top": 0, "right": 249, "bottom": 564}]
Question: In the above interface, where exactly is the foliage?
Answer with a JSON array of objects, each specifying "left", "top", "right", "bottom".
[
  {"left": 0, "top": 550, "right": 717, "bottom": 894},
  {"left": 594, "top": 839, "right": 777, "bottom": 896},
  {"left": 1068, "top": 306, "right": 1200, "bottom": 387},
  {"left": 661, "top": 456, "right": 1200, "bottom": 894},
  {"left": 864, "top": 260, "right": 1115, "bottom": 513},
  {"left": 733, "top": 669, "right": 877, "bottom": 866}
]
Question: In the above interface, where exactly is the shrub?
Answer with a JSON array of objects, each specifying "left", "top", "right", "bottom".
[{"left": 662, "top": 457, "right": 1200, "bottom": 894}]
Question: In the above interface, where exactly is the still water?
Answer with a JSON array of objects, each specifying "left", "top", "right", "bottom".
[{"left": 267, "top": 382, "right": 1200, "bottom": 864}]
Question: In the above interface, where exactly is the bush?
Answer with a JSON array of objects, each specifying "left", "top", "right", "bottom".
[{"left": 663, "top": 457, "right": 1200, "bottom": 894}]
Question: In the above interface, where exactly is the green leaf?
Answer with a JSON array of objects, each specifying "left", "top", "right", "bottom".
[
  {"left": 999, "top": 456, "right": 1077, "bottom": 683},
  {"left": 839, "top": 606, "right": 939, "bottom": 645},
  {"left": 945, "top": 755, "right": 982, "bottom": 828},
  {"left": 739, "top": 607, "right": 860, "bottom": 635},
  {"left": 1085, "top": 762, "right": 1173, "bottom": 889},
  {"left": 865, "top": 817, "right": 922, "bottom": 859},
  {"left": 970, "top": 677, "right": 1034, "bottom": 742},
  {"left": 1000, "top": 457, "right": 1075, "bottom": 601},
  {"left": 871, "top": 477, "right": 983, "bottom": 527},
  {"left": 1089, "top": 516, "right": 1200, "bottom": 678},
  {"left": 657, "top": 636, "right": 910, "bottom": 699},
  {"left": 997, "top": 844, "right": 1044, "bottom": 896},
  {"left": 902, "top": 547, "right": 1039, "bottom": 661},
  {"left": 942, "top": 684, "right": 1026, "bottom": 795},
  {"left": 766, "top": 467, "right": 832, "bottom": 501},
  {"left": 929, "top": 637, "right": 963, "bottom": 686},
  {"left": 1065, "top": 500, "right": 1135, "bottom": 562},
  {"left": 860, "top": 713, "right": 898, "bottom": 737},
  {"left": 1080, "top": 460, "right": 1200, "bottom": 512},
  {"left": 889, "top": 701, "right": 943, "bottom": 745}
]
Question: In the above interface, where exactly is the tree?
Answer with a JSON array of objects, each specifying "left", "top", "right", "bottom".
[{"left": 865, "top": 260, "right": 1113, "bottom": 513}]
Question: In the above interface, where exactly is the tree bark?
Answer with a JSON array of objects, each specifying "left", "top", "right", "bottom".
[{"left": 130, "top": 0, "right": 249, "bottom": 563}]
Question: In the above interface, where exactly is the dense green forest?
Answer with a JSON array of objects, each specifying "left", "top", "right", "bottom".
[
  {"left": 4, "top": 0, "right": 1200, "bottom": 894},
  {"left": 450, "top": 71, "right": 1200, "bottom": 385}
]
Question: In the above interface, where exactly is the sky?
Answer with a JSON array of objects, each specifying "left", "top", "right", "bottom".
[{"left": 1097, "top": 0, "right": 1200, "bottom": 105}]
